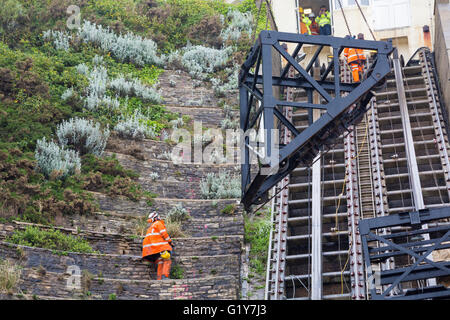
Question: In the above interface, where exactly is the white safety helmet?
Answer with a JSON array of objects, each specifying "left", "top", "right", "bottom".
[{"left": 148, "top": 211, "right": 159, "bottom": 222}]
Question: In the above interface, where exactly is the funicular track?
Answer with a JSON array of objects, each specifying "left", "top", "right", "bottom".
[
  {"left": 266, "top": 60, "right": 354, "bottom": 300},
  {"left": 265, "top": 47, "right": 450, "bottom": 300}
]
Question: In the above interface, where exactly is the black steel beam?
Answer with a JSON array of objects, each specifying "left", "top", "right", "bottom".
[
  {"left": 360, "top": 206, "right": 450, "bottom": 300},
  {"left": 243, "top": 74, "right": 357, "bottom": 92}
]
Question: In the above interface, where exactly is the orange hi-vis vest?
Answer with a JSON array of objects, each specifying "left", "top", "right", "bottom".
[
  {"left": 142, "top": 220, "right": 172, "bottom": 258},
  {"left": 343, "top": 47, "right": 366, "bottom": 65}
]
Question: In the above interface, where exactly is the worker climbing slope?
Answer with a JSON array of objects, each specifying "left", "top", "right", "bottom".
[
  {"left": 142, "top": 211, "right": 174, "bottom": 280},
  {"left": 343, "top": 33, "right": 367, "bottom": 82}
]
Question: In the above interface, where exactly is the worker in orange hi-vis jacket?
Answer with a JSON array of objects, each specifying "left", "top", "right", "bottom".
[
  {"left": 343, "top": 33, "right": 367, "bottom": 82},
  {"left": 142, "top": 211, "right": 174, "bottom": 280}
]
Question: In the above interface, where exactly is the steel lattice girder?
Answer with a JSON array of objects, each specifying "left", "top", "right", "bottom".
[
  {"left": 239, "top": 31, "right": 394, "bottom": 209},
  {"left": 360, "top": 206, "right": 450, "bottom": 300}
]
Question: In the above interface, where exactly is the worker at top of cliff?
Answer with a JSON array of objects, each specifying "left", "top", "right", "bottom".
[
  {"left": 301, "top": 12, "right": 313, "bottom": 35},
  {"left": 316, "top": 5, "right": 331, "bottom": 36}
]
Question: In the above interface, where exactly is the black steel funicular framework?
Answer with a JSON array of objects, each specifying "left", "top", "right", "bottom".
[{"left": 239, "top": 31, "right": 393, "bottom": 210}]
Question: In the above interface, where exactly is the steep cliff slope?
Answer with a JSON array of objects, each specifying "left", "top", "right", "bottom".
[{"left": 0, "top": 0, "right": 267, "bottom": 300}]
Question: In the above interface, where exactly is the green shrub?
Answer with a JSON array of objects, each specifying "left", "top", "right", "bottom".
[
  {"left": 221, "top": 204, "right": 237, "bottom": 215},
  {"left": 0, "top": 0, "right": 27, "bottom": 41},
  {"left": 7, "top": 226, "right": 95, "bottom": 254},
  {"left": 87, "top": 0, "right": 136, "bottom": 21},
  {"left": 244, "top": 210, "right": 272, "bottom": 275},
  {"left": 170, "top": 265, "right": 184, "bottom": 279}
]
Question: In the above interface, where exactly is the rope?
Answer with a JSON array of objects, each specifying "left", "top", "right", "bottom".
[
  {"left": 264, "top": 0, "right": 277, "bottom": 31},
  {"left": 354, "top": 0, "right": 376, "bottom": 41},
  {"left": 337, "top": 0, "right": 352, "bottom": 36},
  {"left": 340, "top": 243, "right": 352, "bottom": 294},
  {"left": 251, "top": 0, "right": 273, "bottom": 44},
  {"left": 291, "top": 275, "right": 309, "bottom": 299},
  {"left": 265, "top": 1, "right": 269, "bottom": 31}
]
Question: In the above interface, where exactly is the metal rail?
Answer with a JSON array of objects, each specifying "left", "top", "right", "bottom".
[
  {"left": 265, "top": 67, "right": 295, "bottom": 300},
  {"left": 340, "top": 62, "right": 365, "bottom": 300},
  {"left": 419, "top": 49, "right": 450, "bottom": 199}
]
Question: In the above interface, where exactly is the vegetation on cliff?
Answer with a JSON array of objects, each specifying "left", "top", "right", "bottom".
[{"left": 0, "top": 0, "right": 266, "bottom": 225}]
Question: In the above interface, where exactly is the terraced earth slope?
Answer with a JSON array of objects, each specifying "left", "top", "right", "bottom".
[{"left": 0, "top": 70, "right": 245, "bottom": 300}]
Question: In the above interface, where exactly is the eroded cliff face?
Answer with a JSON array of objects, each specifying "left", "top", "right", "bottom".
[{"left": 0, "top": 0, "right": 266, "bottom": 300}]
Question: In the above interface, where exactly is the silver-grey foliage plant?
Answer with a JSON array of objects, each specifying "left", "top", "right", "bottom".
[
  {"left": 77, "top": 20, "right": 164, "bottom": 67},
  {"left": 109, "top": 76, "right": 162, "bottom": 104},
  {"left": 43, "top": 30, "right": 72, "bottom": 51},
  {"left": 200, "top": 171, "right": 241, "bottom": 199},
  {"left": 56, "top": 117, "right": 110, "bottom": 156},
  {"left": 181, "top": 45, "right": 232, "bottom": 79},
  {"left": 221, "top": 9, "right": 253, "bottom": 42},
  {"left": 114, "top": 110, "right": 157, "bottom": 141},
  {"left": 167, "top": 203, "right": 191, "bottom": 223},
  {"left": 35, "top": 137, "right": 81, "bottom": 179}
]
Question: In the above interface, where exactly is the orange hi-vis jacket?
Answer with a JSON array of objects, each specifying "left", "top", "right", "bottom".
[
  {"left": 142, "top": 220, "right": 172, "bottom": 258},
  {"left": 343, "top": 47, "right": 366, "bottom": 65}
]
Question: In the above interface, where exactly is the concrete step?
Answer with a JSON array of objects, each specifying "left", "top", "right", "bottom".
[
  {"left": 107, "top": 131, "right": 241, "bottom": 163},
  {"left": 17, "top": 268, "right": 239, "bottom": 300},
  {"left": 17, "top": 209, "right": 244, "bottom": 237},
  {"left": 0, "top": 293, "right": 69, "bottom": 300},
  {"left": 107, "top": 152, "right": 240, "bottom": 199},
  {"left": 109, "top": 151, "right": 240, "bottom": 183},
  {"left": 165, "top": 105, "right": 227, "bottom": 128},
  {"left": 0, "top": 222, "right": 243, "bottom": 257},
  {"left": 0, "top": 242, "right": 240, "bottom": 282},
  {"left": 94, "top": 192, "right": 241, "bottom": 220}
]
